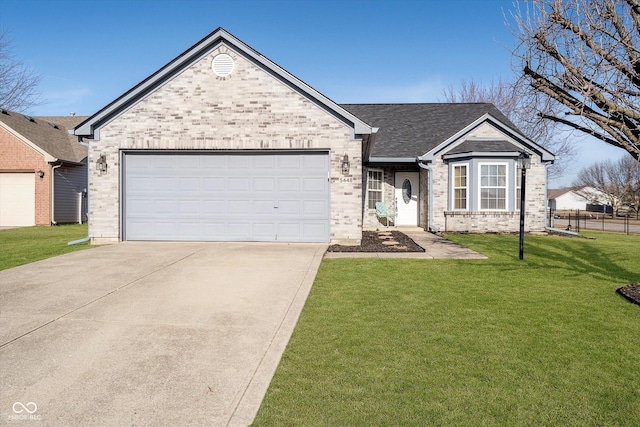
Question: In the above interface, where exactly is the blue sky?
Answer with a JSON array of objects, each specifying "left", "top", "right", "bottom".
[{"left": 0, "top": 0, "right": 627, "bottom": 185}]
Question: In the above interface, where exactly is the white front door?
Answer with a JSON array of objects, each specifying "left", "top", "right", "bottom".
[{"left": 394, "top": 172, "right": 419, "bottom": 226}]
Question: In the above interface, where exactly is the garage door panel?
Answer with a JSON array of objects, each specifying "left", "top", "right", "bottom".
[
  {"left": 0, "top": 173, "right": 35, "bottom": 226},
  {"left": 203, "top": 177, "right": 225, "bottom": 191},
  {"left": 227, "top": 222, "right": 252, "bottom": 238},
  {"left": 203, "top": 200, "right": 225, "bottom": 214},
  {"left": 303, "top": 200, "right": 328, "bottom": 216},
  {"left": 253, "top": 177, "right": 275, "bottom": 192},
  {"left": 124, "top": 152, "right": 329, "bottom": 242},
  {"left": 227, "top": 177, "right": 250, "bottom": 191},
  {"left": 202, "top": 222, "right": 226, "bottom": 236},
  {"left": 253, "top": 223, "right": 276, "bottom": 239},
  {"left": 303, "top": 177, "right": 326, "bottom": 192},
  {"left": 154, "top": 177, "right": 174, "bottom": 191},
  {"left": 278, "top": 200, "right": 301, "bottom": 215},
  {"left": 278, "top": 178, "right": 300, "bottom": 192},
  {"left": 253, "top": 200, "right": 276, "bottom": 214},
  {"left": 278, "top": 155, "right": 301, "bottom": 169},
  {"left": 253, "top": 156, "right": 275, "bottom": 169},
  {"left": 303, "top": 223, "right": 328, "bottom": 241},
  {"left": 277, "top": 223, "right": 301, "bottom": 240},
  {"left": 228, "top": 156, "right": 250, "bottom": 169},
  {"left": 154, "top": 199, "right": 175, "bottom": 214},
  {"left": 178, "top": 200, "right": 201, "bottom": 214},
  {"left": 151, "top": 156, "right": 175, "bottom": 169},
  {"left": 228, "top": 200, "right": 251, "bottom": 214},
  {"left": 178, "top": 222, "right": 201, "bottom": 237},
  {"left": 154, "top": 222, "right": 177, "bottom": 237}
]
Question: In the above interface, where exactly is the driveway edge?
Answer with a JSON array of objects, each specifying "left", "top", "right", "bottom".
[{"left": 227, "top": 244, "right": 327, "bottom": 426}]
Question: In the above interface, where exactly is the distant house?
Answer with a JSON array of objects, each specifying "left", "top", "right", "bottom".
[
  {"left": 0, "top": 110, "right": 88, "bottom": 226},
  {"left": 72, "top": 28, "right": 555, "bottom": 244},
  {"left": 548, "top": 186, "right": 610, "bottom": 212}
]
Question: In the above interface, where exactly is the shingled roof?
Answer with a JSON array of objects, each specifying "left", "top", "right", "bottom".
[
  {"left": 340, "top": 103, "right": 520, "bottom": 158},
  {"left": 0, "top": 110, "right": 88, "bottom": 163}
]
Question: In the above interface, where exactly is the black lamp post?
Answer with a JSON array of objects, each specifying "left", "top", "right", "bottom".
[{"left": 518, "top": 152, "right": 531, "bottom": 260}]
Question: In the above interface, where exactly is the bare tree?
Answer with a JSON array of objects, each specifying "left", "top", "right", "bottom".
[
  {"left": 573, "top": 156, "right": 640, "bottom": 216},
  {"left": 442, "top": 77, "right": 574, "bottom": 178},
  {"left": 510, "top": 0, "right": 640, "bottom": 162},
  {"left": 0, "top": 31, "right": 41, "bottom": 112}
]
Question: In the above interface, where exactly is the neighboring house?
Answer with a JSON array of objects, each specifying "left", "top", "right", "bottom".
[
  {"left": 0, "top": 110, "right": 88, "bottom": 226},
  {"left": 548, "top": 186, "right": 610, "bottom": 211},
  {"left": 73, "top": 28, "right": 554, "bottom": 244}
]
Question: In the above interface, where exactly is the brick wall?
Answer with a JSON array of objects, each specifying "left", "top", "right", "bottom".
[
  {"left": 0, "top": 128, "right": 50, "bottom": 225},
  {"left": 90, "top": 45, "right": 363, "bottom": 244}
]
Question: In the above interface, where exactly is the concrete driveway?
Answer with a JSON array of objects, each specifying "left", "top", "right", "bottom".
[{"left": 0, "top": 242, "right": 326, "bottom": 426}]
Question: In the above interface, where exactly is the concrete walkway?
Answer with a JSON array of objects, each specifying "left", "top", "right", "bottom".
[
  {"left": 0, "top": 242, "right": 326, "bottom": 426},
  {"left": 324, "top": 228, "right": 487, "bottom": 259}
]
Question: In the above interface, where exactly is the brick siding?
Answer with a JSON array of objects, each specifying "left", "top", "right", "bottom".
[
  {"left": 0, "top": 128, "right": 50, "bottom": 225},
  {"left": 90, "top": 45, "right": 363, "bottom": 244}
]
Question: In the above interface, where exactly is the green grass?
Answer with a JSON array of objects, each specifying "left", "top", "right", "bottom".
[
  {"left": 0, "top": 224, "right": 91, "bottom": 271},
  {"left": 254, "top": 232, "right": 640, "bottom": 426}
]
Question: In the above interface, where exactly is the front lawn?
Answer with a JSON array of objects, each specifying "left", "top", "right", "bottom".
[
  {"left": 0, "top": 224, "right": 90, "bottom": 271},
  {"left": 254, "top": 232, "right": 640, "bottom": 426}
]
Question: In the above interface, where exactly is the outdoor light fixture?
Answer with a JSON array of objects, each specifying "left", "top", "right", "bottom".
[
  {"left": 96, "top": 154, "right": 108, "bottom": 174},
  {"left": 36, "top": 170, "right": 44, "bottom": 179},
  {"left": 341, "top": 154, "right": 350, "bottom": 174},
  {"left": 518, "top": 151, "right": 531, "bottom": 260}
]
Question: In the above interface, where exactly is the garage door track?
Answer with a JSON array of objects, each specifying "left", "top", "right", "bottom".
[{"left": 0, "top": 242, "right": 326, "bottom": 426}]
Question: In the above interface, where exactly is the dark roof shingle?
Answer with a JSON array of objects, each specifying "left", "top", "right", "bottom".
[
  {"left": 0, "top": 110, "right": 88, "bottom": 163},
  {"left": 340, "top": 103, "right": 519, "bottom": 158}
]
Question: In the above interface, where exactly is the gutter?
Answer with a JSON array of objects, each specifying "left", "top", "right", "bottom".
[
  {"left": 68, "top": 139, "right": 91, "bottom": 245},
  {"left": 50, "top": 163, "right": 62, "bottom": 225},
  {"left": 416, "top": 156, "right": 440, "bottom": 234}
]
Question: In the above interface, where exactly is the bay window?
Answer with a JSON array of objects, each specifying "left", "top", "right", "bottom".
[{"left": 480, "top": 163, "right": 507, "bottom": 210}]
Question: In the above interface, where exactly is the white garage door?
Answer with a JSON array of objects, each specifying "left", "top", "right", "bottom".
[
  {"left": 0, "top": 173, "right": 35, "bottom": 226},
  {"left": 123, "top": 152, "right": 330, "bottom": 242}
]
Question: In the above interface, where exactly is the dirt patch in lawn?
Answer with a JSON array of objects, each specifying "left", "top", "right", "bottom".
[
  {"left": 327, "top": 230, "right": 425, "bottom": 253},
  {"left": 617, "top": 284, "right": 640, "bottom": 306}
]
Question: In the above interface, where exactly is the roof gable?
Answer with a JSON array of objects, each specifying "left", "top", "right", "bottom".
[
  {"left": 425, "top": 113, "right": 555, "bottom": 163},
  {"left": 74, "top": 28, "right": 372, "bottom": 139},
  {"left": 0, "top": 110, "right": 88, "bottom": 163}
]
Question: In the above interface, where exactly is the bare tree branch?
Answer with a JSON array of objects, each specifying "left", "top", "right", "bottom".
[
  {"left": 0, "top": 31, "right": 42, "bottom": 112},
  {"left": 510, "top": 0, "right": 640, "bottom": 161}
]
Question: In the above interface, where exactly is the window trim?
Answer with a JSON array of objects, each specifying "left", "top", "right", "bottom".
[
  {"left": 478, "top": 162, "right": 509, "bottom": 211},
  {"left": 366, "top": 168, "right": 384, "bottom": 210},
  {"left": 451, "top": 163, "right": 469, "bottom": 211}
]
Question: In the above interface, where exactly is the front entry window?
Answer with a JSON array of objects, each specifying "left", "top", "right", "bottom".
[
  {"left": 367, "top": 170, "right": 383, "bottom": 209},
  {"left": 402, "top": 179, "right": 412, "bottom": 204}
]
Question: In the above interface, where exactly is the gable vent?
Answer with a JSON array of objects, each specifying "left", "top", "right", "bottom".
[{"left": 212, "top": 53, "right": 234, "bottom": 77}]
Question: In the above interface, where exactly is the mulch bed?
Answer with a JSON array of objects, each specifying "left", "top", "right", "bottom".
[
  {"left": 327, "top": 230, "right": 425, "bottom": 253},
  {"left": 616, "top": 284, "right": 640, "bottom": 306}
]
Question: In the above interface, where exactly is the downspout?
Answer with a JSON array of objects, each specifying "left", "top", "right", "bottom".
[
  {"left": 50, "top": 163, "right": 62, "bottom": 225},
  {"left": 543, "top": 161, "right": 579, "bottom": 236},
  {"left": 416, "top": 156, "right": 440, "bottom": 234},
  {"left": 68, "top": 139, "right": 91, "bottom": 245}
]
